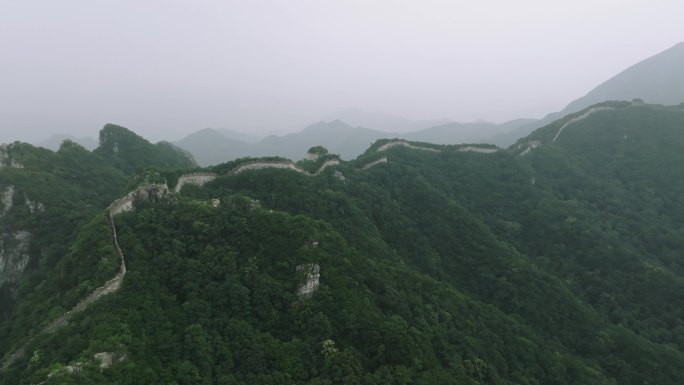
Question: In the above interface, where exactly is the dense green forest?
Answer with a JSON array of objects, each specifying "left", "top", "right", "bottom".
[
  {"left": 2, "top": 103, "right": 684, "bottom": 384},
  {"left": 94, "top": 124, "right": 197, "bottom": 174}
]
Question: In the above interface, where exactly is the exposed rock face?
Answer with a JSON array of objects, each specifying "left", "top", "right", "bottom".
[
  {"left": 3, "top": 184, "right": 153, "bottom": 370},
  {"left": 0, "top": 144, "right": 23, "bottom": 169},
  {"left": 0, "top": 231, "right": 31, "bottom": 286},
  {"left": 2, "top": 186, "right": 44, "bottom": 216},
  {"left": 1, "top": 185, "right": 43, "bottom": 286},
  {"left": 296, "top": 263, "right": 320, "bottom": 299},
  {"left": 174, "top": 172, "right": 217, "bottom": 193},
  {"left": 0, "top": 144, "right": 10, "bottom": 168},
  {"left": 24, "top": 197, "right": 45, "bottom": 214},
  {"left": 1, "top": 185, "right": 14, "bottom": 218},
  {"left": 63, "top": 362, "right": 84, "bottom": 374},
  {"left": 93, "top": 351, "right": 125, "bottom": 369},
  {"left": 333, "top": 171, "right": 346, "bottom": 181}
]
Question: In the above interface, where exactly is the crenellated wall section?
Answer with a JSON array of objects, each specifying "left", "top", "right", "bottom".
[
  {"left": 174, "top": 172, "right": 217, "bottom": 193},
  {"left": 2, "top": 139, "right": 485, "bottom": 370}
]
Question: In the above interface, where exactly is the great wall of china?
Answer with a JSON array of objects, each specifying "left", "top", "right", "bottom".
[
  {"left": 2, "top": 139, "right": 482, "bottom": 370},
  {"left": 552, "top": 106, "right": 615, "bottom": 143}
]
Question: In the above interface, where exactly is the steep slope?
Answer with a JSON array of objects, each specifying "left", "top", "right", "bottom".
[
  {"left": 0, "top": 168, "right": 618, "bottom": 385},
  {"left": 94, "top": 124, "right": 196, "bottom": 173},
  {"left": 495, "top": 102, "right": 684, "bottom": 352},
  {"left": 0, "top": 141, "right": 129, "bottom": 320},
  {"left": 489, "top": 42, "right": 684, "bottom": 146},
  {"left": 3, "top": 105, "right": 684, "bottom": 383},
  {"left": 562, "top": 42, "right": 684, "bottom": 114},
  {"left": 0, "top": 126, "right": 205, "bottom": 372}
]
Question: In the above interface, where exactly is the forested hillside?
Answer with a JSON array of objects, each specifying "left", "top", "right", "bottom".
[
  {"left": 95, "top": 124, "right": 196, "bottom": 174},
  {"left": 2, "top": 102, "right": 684, "bottom": 384},
  {"left": 0, "top": 140, "right": 129, "bottom": 319},
  {"left": 0, "top": 124, "right": 200, "bottom": 324}
]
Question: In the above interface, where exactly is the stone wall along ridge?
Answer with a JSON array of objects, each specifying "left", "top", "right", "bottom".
[{"left": 174, "top": 172, "right": 217, "bottom": 193}]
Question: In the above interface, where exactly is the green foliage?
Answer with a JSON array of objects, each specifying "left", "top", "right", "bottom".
[
  {"left": 94, "top": 124, "right": 196, "bottom": 174},
  {"left": 0, "top": 141, "right": 129, "bottom": 315},
  {"left": 4, "top": 102, "right": 684, "bottom": 383},
  {"left": 308, "top": 146, "right": 329, "bottom": 156}
]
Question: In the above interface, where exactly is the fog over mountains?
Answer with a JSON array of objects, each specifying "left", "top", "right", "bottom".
[
  {"left": 173, "top": 118, "right": 536, "bottom": 166},
  {"left": 11, "top": 42, "right": 684, "bottom": 167},
  {"left": 5, "top": 2, "right": 684, "bottom": 383},
  {"left": 490, "top": 42, "right": 684, "bottom": 146},
  {"left": 5, "top": 98, "right": 684, "bottom": 384},
  {"left": 323, "top": 107, "right": 452, "bottom": 133},
  {"left": 3, "top": 38, "right": 684, "bottom": 385},
  {"left": 164, "top": 42, "right": 684, "bottom": 166}
]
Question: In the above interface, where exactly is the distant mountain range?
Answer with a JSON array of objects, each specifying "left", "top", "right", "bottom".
[
  {"left": 24, "top": 43, "right": 684, "bottom": 167},
  {"left": 175, "top": 42, "right": 684, "bottom": 165},
  {"left": 323, "top": 107, "right": 451, "bottom": 133},
  {"left": 213, "top": 128, "right": 262, "bottom": 143},
  {"left": 174, "top": 118, "right": 534, "bottom": 166},
  {"left": 36, "top": 134, "right": 98, "bottom": 151},
  {"left": 5, "top": 102, "right": 684, "bottom": 384}
]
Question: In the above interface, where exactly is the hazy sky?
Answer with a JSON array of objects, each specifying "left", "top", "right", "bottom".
[{"left": 1, "top": 0, "right": 682, "bottom": 143}]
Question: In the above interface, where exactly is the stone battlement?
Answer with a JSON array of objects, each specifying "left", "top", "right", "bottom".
[{"left": 174, "top": 172, "right": 217, "bottom": 193}]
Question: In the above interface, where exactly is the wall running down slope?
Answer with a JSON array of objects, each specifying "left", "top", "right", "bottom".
[
  {"left": 2, "top": 140, "right": 480, "bottom": 370},
  {"left": 552, "top": 106, "right": 615, "bottom": 142},
  {"left": 1, "top": 184, "right": 169, "bottom": 370}
]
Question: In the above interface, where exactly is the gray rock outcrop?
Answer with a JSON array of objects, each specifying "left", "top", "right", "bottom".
[
  {"left": 0, "top": 231, "right": 31, "bottom": 286},
  {"left": 296, "top": 263, "right": 320, "bottom": 299},
  {"left": 0, "top": 144, "right": 23, "bottom": 169},
  {"left": 1, "top": 185, "right": 14, "bottom": 218}
]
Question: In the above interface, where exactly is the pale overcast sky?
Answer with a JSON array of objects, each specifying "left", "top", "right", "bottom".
[{"left": 0, "top": 0, "right": 682, "bottom": 143}]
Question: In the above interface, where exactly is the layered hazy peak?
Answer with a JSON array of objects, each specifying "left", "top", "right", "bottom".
[
  {"left": 323, "top": 107, "right": 451, "bottom": 133},
  {"left": 563, "top": 42, "right": 684, "bottom": 113}
]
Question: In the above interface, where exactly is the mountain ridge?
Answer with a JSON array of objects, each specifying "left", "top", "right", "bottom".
[
  {"left": 490, "top": 42, "right": 684, "bottom": 146},
  {"left": 3, "top": 103, "right": 684, "bottom": 384},
  {"left": 174, "top": 118, "right": 534, "bottom": 166}
]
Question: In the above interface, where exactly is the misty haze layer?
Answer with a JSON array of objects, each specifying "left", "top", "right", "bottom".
[{"left": 1, "top": 1, "right": 683, "bottom": 144}]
